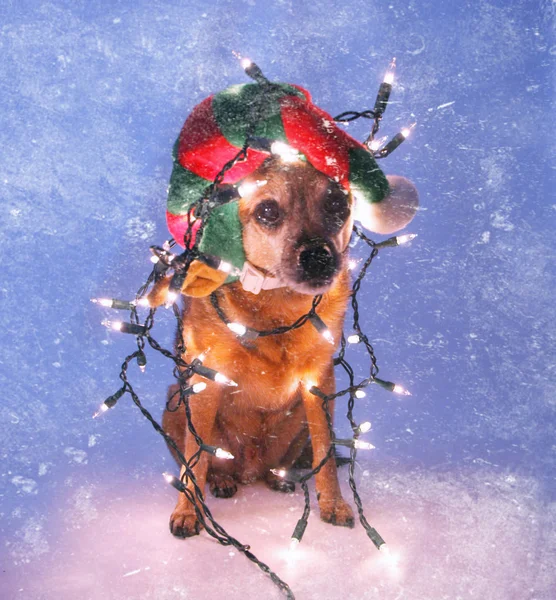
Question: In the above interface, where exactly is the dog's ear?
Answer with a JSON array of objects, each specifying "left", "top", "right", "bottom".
[
  {"left": 354, "top": 175, "right": 419, "bottom": 235},
  {"left": 146, "top": 262, "right": 227, "bottom": 306},
  {"left": 180, "top": 261, "right": 228, "bottom": 297}
]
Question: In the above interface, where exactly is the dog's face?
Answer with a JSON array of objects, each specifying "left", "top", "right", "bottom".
[{"left": 238, "top": 158, "right": 354, "bottom": 295}]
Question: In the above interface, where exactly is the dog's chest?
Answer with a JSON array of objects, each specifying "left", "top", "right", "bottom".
[{"left": 221, "top": 328, "right": 332, "bottom": 410}]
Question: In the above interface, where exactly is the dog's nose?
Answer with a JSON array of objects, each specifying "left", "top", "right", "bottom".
[{"left": 298, "top": 243, "right": 336, "bottom": 281}]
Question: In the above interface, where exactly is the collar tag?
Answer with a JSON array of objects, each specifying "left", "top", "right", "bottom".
[{"left": 239, "top": 262, "right": 284, "bottom": 295}]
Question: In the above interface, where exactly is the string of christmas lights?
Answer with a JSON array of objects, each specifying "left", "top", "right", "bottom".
[{"left": 92, "top": 55, "right": 415, "bottom": 599}]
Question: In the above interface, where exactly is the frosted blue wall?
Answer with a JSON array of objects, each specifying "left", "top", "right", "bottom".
[{"left": 1, "top": 1, "right": 553, "bottom": 599}]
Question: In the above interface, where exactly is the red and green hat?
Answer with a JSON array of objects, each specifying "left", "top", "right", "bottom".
[{"left": 166, "top": 82, "right": 390, "bottom": 269}]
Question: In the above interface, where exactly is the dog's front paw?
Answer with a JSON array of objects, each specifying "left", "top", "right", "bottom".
[
  {"left": 169, "top": 507, "right": 203, "bottom": 538},
  {"left": 266, "top": 472, "right": 295, "bottom": 494},
  {"left": 209, "top": 474, "right": 238, "bottom": 498},
  {"left": 319, "top": 497, "right": 355, "bottom": 528}
]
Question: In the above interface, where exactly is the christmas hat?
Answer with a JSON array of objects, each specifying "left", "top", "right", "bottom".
[{"left": 166, "top": 82, "right": 414, "bottom": 270}]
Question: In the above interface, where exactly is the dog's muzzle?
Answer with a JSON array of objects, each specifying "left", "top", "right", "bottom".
[{"left": 298, "top": 241, "right": 337, "bottom": 283}]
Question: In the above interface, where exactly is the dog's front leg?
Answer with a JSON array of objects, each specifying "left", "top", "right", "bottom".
[
  {"left": 169, "top": 381, "right": 221, "bottom": 538},
  {"left": 302, "top": 363, "right": 354, "bottom": 528}
]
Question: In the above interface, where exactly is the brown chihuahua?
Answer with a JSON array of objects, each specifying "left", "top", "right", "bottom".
[{"left": 157, "top": 157, "right": 356, "bottom": 538}]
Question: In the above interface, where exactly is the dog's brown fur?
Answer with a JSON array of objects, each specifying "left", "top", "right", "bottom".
[{"left": 157, "top": 158, "right": 357, "bottom": 537}]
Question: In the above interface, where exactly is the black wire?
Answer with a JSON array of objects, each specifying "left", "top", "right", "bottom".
[
  {"left": 98, "top": 63, "right": 407, "bottom": 600},
  {"left": 210, "top": 292, "right": 323, "bottom": 337}
]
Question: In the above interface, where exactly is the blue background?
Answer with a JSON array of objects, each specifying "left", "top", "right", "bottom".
[{"left": 1, "top": 1, "right": 554, "bottom": 599}]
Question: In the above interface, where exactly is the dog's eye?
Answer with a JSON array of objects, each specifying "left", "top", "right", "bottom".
[
  {"left": 324, "top": 193, "right": 349, "bottom": 215},
  {"left": 324, "top": 192, "right": 350, "bottom": 230},
  {"left": 254, "top": 200, "right": 282, "bottom": 227}
]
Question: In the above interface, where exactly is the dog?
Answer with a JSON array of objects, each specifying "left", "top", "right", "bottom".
[{"left": 152, "top": 156, "right": 358, "bottom": 538}]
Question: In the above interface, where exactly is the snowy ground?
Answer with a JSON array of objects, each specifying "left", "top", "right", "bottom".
[{"left": 3, "top": 464, "right": 554, "bottom": 600}]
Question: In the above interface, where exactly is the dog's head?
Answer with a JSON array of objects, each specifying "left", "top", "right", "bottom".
[{"left": 238, "top": 158, "right": 354, "bottom": 295}]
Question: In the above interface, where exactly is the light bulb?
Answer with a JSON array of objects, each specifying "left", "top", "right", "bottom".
[
  {"left": 102, "top": 319, "right": 123, "bottom": 331},
  {"left": 358, "top": 421, "right": 372, "bottom": 433},
  {"left": 379, "top": 544, "right": 400, "bottom": 567},
  {"left": 401, "top": 123, "right": 416, "bottom": 139},
  {"left": 192, "top": 382, "right": 207, "bottom": 394},
  {"left": 92, "top": 298, "right": 114, "bottom": 307},
  {"left": 322, "top": 329, "right": 335, "bottom": 345},
  {"left": 237, "top": 179, "right": 267, "bottom": 198},
  {"left": 367, "top": 135, "right": 389, "bottom": 153},
  {"left": 347, "top": 334, "right": 361, "bottom": 344},
  {"left": 163, "top": 472, "right": 186, "bottom": 493},
  {"left": 165, "top": 290, "right": 179, "bottom": 308},
  {"left": 270, "top": 468, "right": 287, "bottom": 478},
  {"left": 393, "top": 384, "right": 411, "bottom": 396},
  {"left": 396, "top": 233, "right": 417, "bottom": 245},
  {"left": 228, "top": 322, "right": 247, "bottom": 336},
  {"left": 303, "top": 379, "right": 317, "bottom": 391},
  {"left": 290, "top": 518, "right": 307, "bottom": 550},
  {"left": 218, "top": 260, "right": 233, "bottom": 274},
  {"left": 384, "top": 71, "right": 394, "bottom": 85},
  {"left": 384, "top": 58, "right": 396, "bottom": 84},
  {"left": 92, "top": 403, "right": 110, "bottom": 419},
  {"left": 353, "top": 440, "right": 375, "bottom": 450},
  {"left": 214, "top": 448, "right": 235, "bottom": 460},
  {"left": 270, "top": 141, "right": 301, "bottom": 163},
  {"left": 196, "top": 349, "right": 210, "bottom": 363},
  {"left": 214, "top": 372, "right": 238, "bottom": 387},
  {"left": 355, "top": 390, "right": 366, "bottom": 399}
]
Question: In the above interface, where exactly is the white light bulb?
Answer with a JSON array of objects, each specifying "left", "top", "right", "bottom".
[
  {"left": 393, "top": 384, "right": 411, "bottom": 396},
  {"left": 237, "top": 179, "right": 267, "bottom": 198},
  {"left": 215, "top": 448, "right": 235, "bottom": 460},
  {"left": 358, "top": 421, "right": 372, "bottom": 433},
  {"left": 196, "top": 349, "right": 209, "bottom": 362},
  {"left": 384, "top": 71, "right": 395, "bottom": 85},
  {"left": 227, "top": 322, "right": 247, "bottom": 336},
  {"left": 102, "top": 319, "right": 123, "bottom": 331},
  {"left": 355, "top": 390, "right": 366, "bottom": 399},
  {"left": 367, "top": 135, "right": 388, "bottom": 153},
  {"left": 92, "top": 298, "right": 113, "bottom": 307},
  {"left": 347, "top": 334, "right": 360, "bottom": 344},
  {"left": 270, "top": 141, "right": 301, "bottom": 163},
  {"left": 218, "top": 261, "right": 233, "bottom": 274},
  {"left": 401, "top": 123, "right": 416, "bottom": 139},
  {"left": 348, "top": 259, "right": 358, "bottom": 271},
  {"left": 214, "top": 372, "right": 238, "bottom": 387},
  {"left": 379, "top": 544, "right": 400, "bottom": 567},
  {"left": 163, "top": 472, "right": 174, "bottom": 484},
  {"left": 92, "top": 403, "right": 110, "bottom": 419},
  {"left": 135, "top": 297, "right": 151, "bottom": 307},
  {"left": 270, "top": 468, "right": 287, "bottom": 479},
  {"left": 241, "top": 57, "right": 252, "bottom": 70},
  {"left": 303, "top": 379, "right": 317, "bottom": 391},
  {"left": 354, "top": 440, "right": 375, "bottom": 450},
  {"left": 322, "top": 329, "right": 335, "bottom": 345},
  {"left": 396, "top": 233, "right": 417, "bottom": 245},
  {"left": 150, "top": 255, "right": 159, "bottom": 264},
  {"left": 165, "top": 290, "right": 178, "bottom": 308},
  {"left": 289, "top": 538, "right": 300, "bottom": 552},
  {"left": 192, "top": 382, "right": 207, "bottom": 394}
]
